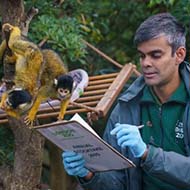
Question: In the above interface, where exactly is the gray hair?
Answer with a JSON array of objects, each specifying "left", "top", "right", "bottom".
[{"left": 134, "top": 13, "right": 186, "bottom": 55}]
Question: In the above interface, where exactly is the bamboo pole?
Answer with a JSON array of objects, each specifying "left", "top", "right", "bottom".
[
  {"left": 83, "top": 40, "right": 123, "bottom": 69},
  {"left": 83, "top": 40, "right": 142, "bottom": 77}
]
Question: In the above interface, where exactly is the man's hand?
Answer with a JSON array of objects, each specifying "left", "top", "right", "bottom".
[
  {"left": 110, "top": 123, "right": 147, "bottom": 158},
  {"left": 62, "top": 151, "right": 90, "bottom": 178}
]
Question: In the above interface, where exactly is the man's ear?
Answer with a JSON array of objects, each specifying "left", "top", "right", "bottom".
[{"left": 175, "top": 46, "right": 186, "bottom": 64}]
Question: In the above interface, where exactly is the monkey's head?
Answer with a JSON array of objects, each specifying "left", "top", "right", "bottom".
[
  {"left": 2, "top": 23, "right": 21, "bottom": 47},
  {"left": 5, "top": 88, "right": 33, "bottom": 114},
  {"left": 54, "top": 75, "right": 74, "bottom": 100}
]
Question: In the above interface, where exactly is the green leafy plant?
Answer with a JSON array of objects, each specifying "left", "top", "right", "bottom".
[{"left": 29, "top": 15, "right": 87, "bottom": 65}]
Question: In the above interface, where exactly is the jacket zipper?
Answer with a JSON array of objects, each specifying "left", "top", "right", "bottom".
[{"left": 159, "top": 106, "right": 164, "bottom": 148}]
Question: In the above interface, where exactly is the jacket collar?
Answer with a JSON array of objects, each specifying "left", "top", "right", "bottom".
[
  {"left": 119, "top": 76, "right": 145, "bottom": 102},
  {"left": 180, "top": 61, "right": 190, "bottom": 97}
]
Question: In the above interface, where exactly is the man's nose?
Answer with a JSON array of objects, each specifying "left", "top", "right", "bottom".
[{"left": 140, "top": 56, "right": 152, "bottom": 67}]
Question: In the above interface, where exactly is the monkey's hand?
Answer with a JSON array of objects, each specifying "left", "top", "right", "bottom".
[
  {"left": 24, "top": 114, "right": 35, "bottom": 126},
  {"left": 24, "top": 95, "right": 42, "bottom": 127},
  {"left": 24, "top": 106, "right": 38, "bottom": 126}
]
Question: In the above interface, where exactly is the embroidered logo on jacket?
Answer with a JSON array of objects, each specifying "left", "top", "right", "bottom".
[{"left": 175, "top": 120, "right": 184, "bottom": 139}]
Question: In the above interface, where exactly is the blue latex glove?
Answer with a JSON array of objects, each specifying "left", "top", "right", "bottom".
[
  {"left": 62, "top": 151, "right": 90, "bottom": 177},
  {"left": 110, "top": 123, "right": 147, "bottom": 158}
]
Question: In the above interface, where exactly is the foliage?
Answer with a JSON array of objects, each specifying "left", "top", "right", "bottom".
[
  {"left": 148, "top": 0, "right": 176, "bottom": 8},
  {"left": 24, "top": 1, "right": 152, "bottom": 73},
  {"left": 25, "top": 0, "right": 88, "bottom": 70},
  {"left": 29, "top": 15, "right": 86, "bottom": 67}
]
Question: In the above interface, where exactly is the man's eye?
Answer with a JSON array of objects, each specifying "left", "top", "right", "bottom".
[
  {"left": 139, "top": 54, "right": 145, "bottom": 59},
  {"left": 151, "top": 53, "right": 162, "bottom": 59}
]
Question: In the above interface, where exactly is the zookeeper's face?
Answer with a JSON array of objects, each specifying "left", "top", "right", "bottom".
[{"left": 137, "top": 36, "right": 184, "bottom": 88}]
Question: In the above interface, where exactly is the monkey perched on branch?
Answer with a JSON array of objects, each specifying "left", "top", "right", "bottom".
[
  {"left": 0, "top": 23, "right": 74, "bottom": 126},
  {"left": 0, "top": 23, "right": 44, "bottom": 118},
  {"left": 24, "top": 49, "right": 74, "bottom": 126}
]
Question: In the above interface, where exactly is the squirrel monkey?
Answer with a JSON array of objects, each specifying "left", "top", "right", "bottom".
[
  {"left": 24, "top": 49, "right": 74, "bottom": 126},
  {"left": 0, "top": 23, "right": 43, "bottom": 118},
  {"left": 0, "top": 24, "right": 73, "bottom": 125}
]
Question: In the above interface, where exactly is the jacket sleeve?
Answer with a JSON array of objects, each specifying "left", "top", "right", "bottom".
[
  {"left": 79, "top": 170, "right": 127, "bottom": 190},
  {"left": 79, "top": 105, "right": 128, "bottom": 190},
  {"left": 141, "top": 145, "right": 190, "bottom": 188}
]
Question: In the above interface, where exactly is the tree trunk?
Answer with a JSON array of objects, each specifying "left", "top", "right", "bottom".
[
  {"left": 0, "top": 0, "right": 24, "bottom": 26},
  {"left": 0, "top": 0, "right": 45, "bottom": 189},
  {"left": 8, "top": 118, "right": 44, "bottom": 190},
  {"left": 47, "top": 141, "right": 79, "bottom": 190}
]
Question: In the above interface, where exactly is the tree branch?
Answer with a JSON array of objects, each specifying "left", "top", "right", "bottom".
[{"left": 21, "top": 7, "right": 39, "bottom": 36}]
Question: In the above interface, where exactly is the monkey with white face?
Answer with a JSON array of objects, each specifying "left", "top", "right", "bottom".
[
  {"left": 0, "top": 23, "right": 74, "bottom": 126},
  {"left": 24, "top": 49, "right": 74, "bottom": 126}
]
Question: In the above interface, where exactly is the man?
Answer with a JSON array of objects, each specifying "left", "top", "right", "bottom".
[{"left": 62, "top": 13, "right": 190, "bottom": 190}]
